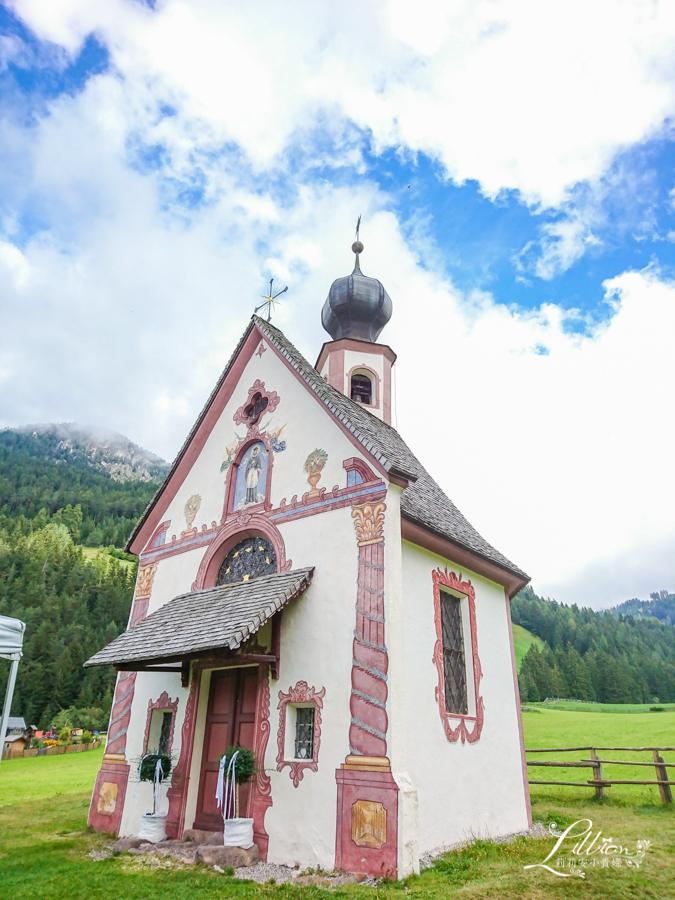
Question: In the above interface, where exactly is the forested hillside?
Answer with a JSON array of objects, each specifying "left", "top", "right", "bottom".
[
  {"left": 513, "top": 587, "right": 675, "bottom": 704},
  {"left": 609, "top": 590, "right": 675, "bottom": 626},
  {"left": 0, "top": 425, "right": 167, "bottom": 728},
  {"left": 0, "top": 424, "right": 167, "bottom": 547}
]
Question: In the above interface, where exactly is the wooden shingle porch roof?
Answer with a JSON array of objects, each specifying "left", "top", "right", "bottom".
[{"left": 84, "top": 568, "right": 313, "bottom": 670}]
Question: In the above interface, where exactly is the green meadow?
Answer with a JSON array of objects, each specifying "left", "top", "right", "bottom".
[
  {"left": 512, "top": 623, "right": 545, "bottom": 670},
  {"left": 1, "top": 707, "right": 673, "bottom": 899}
]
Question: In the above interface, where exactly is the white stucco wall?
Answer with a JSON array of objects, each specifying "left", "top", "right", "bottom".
[
  {"left": 115, "top": 339, "right": 381, "bottom": 863},
  {"left": 398, "top": 541, "right": 529, "bottom": 854},
  {"left": 118, "top": 668, "right": 186, "bottom": 837}
]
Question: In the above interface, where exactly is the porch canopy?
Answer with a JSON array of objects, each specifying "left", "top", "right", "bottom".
[{"left": 84, "top": 567, "right": 313, "bottom": 681}]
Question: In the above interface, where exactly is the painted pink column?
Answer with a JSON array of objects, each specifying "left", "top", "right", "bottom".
[
  {"left": 87, "top": 562, "right": 157, "bottom": 835},
  {"left": 350, "top": 539, "right": 388, "bottom": 756},
  {"left": 335, "top": 501, "right": 398, "bottom": 878}
]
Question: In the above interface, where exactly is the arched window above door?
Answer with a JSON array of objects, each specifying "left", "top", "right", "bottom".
[{"left": 216, "top": 536, "right": 277, "bottom": 585}]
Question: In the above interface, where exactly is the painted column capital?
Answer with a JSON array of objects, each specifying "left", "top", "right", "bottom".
[{"left": 351, "top": 501, "right": 386, "bottom": 546}]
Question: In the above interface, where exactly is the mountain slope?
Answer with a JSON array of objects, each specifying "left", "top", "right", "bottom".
[
  {"left": 0, "top": 423, "right": 169, "bottom": 728},
  {"left": 0, "top": 424, "right": 168, "bottom": 547},
  {"left": 513, "top": 586, "right": 675, "bottom": 704}
]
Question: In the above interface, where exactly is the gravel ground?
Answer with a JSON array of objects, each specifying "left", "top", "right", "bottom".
[{"left": 232, "top": 862, "right": 297, "bottom": 883}]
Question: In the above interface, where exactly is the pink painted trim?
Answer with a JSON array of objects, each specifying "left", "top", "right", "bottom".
[
  {"left": 192, "top": 513, "right": 291, "bottom": 590},
  {"left": 233, "top": 379, "right": 280, "bottom": 428},
  {"left": 142, "top": 484, "right": 386, "bottom": 566},
  {"left": 143, "top": 691, "right": 179, "bottom": 755},
  {"left": 505, "top": 589, "right": 533, "bottom": 827},
  {"left": 249, "top": 664, "right": 273, "bottom": 859},
  {"left": 87, "top": 762, "right": 131, "bottom": 836},
  {"left": 276, "top": 681, "right": 325, "bottom": 787},
  {"left": 347, "top": 363, "right": 380, "bottom": 409},
  {"left": 382, "top": 358, "right": 392, "bottom": 425},
  {"left": 106, "top": 671, "right": 137, "bottom": 755},
  {"left": 327, "top": 347, "right": 345, "bottom": 391},
  {"left": 350, "top": 539, "right": 388, "bottom": 756},
  {"left": 166, "top": 665, "right": 202, "bottom": 839},
  {"left": 431, "top": 568, "right": 484, "bottom": 744},
  {"left": 129, "top": 327, "right": 262, "bottom": 554},
  {"left": 315, "top": 338, "right": 396, "bottom": 372},
  {"left": 146, "top": 520, "right": 171, "bottom": 553},
  {"left": 271, "top": 480, "right": 386, "bottom": 522},
  {"left": 140, "top": 524, "right": 218, "bottom": 565},
  {"left": 342, "top": 457, "right": 377, "bottom": 483}
]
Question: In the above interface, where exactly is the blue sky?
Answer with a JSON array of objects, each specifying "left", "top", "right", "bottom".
[{"left": 0, "top": 0, "right": 673, "bottom": 607}]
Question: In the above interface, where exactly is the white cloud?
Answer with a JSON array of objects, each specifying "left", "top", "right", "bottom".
[
  {"left": 0, "top": 0, "right": 674, "bottom": 611},
  {"left": 9, "top": 0, "right": 675, "bottom": 207}
]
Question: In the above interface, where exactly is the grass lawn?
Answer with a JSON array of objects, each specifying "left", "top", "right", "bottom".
[
  {"left": 512, "top": 623, "right": 545, "bottom": 670},
  {"left": 534, "top": 699, "right": 675, "bottom": 713},
  {"left": 0, "top": 745, "right": 104, "bottom": 806},
  {"left": 81, "top": 546, "right": 136, "bottom": 569},
  {"left": 0, "top": 714, "right": 673, "bottom": 899}
]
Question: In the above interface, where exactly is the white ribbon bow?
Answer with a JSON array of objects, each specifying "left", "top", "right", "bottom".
[{"left": 216, "top": 750, "right": 239, "bottom": 821}]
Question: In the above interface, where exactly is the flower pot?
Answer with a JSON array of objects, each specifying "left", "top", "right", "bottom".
[
  {"left": 223, "top": 817, "right": 254, "bottom": 848},
  {"left": 307, "top": 470, "right": 322, "bottom": 497},
  {"left": 137, "top": 812, "right": 168, "bottom": 843}
]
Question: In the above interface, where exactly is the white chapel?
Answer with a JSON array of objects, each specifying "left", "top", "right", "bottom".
[{"left": 85, "top": 237, "right": 531, "bottom": 878}]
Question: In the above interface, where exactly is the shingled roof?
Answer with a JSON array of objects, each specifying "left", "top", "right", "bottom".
[
  {"left": 255, "top": 319, "right": 528, "bottom": 582},
  {"left": 85, "top": 568, "right": 313, "bottom": 667},
  {"left": 127, "top": 316, "right": 527, "bottom": 584}
]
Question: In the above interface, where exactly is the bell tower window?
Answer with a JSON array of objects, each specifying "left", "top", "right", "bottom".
[{"left": 351, "top": 373, "right": 372, "bottom": 405}]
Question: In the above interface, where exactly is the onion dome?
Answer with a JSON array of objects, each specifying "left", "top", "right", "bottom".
[{"left": 321, "top": 240, "right": 392, "bottom": 343}]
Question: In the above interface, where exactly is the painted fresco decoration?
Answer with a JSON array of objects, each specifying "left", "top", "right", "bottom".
[
  {"left": 184, "top": 494, "right": 201, "bottom": 529},
  {"left": 267, "top": 422, "right": 287, "bottom": 453},
  {"left": 303, "top": 448, "right": 328, "bottom": 498},
  {"left": 221, "top": 422, "right": 286, "bottom": 474},
  {"left": 220, "top": 434, "right": 246, "bottom": 472},
  {"left": 216, "top": 536, "right": 277, "bottom": 585},
  {"left": 233, "top": 441, "right": 269, "bottom": 510}
]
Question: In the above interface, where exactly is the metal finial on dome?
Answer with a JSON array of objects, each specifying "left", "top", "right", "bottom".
[{"left": 352, "top": 216, "right": 364, "bottom": 270}]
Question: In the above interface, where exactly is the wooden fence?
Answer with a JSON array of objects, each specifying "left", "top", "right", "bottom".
[
  {"left": 526, "top": 746, "right": 674, "bottom": 804},
  {"left": 2, "top": 739, "right": 102, "bottom": 761}
]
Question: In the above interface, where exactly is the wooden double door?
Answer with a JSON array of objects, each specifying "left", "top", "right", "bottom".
[{"left": 193, "top": 667, "right": 258, "bottom": 832}]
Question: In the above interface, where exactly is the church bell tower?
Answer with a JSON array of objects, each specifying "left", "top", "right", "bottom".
[{"left": 315, "top": 238, "right": 396, "bottom": 424}]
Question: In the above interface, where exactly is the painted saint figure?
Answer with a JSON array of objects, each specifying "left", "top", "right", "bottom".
[{"left": 245, "top": 445, "right": 263, "bottom": 504}]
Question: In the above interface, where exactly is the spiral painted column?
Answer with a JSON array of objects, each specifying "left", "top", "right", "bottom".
[
  {"left": 335, "top": 500, "right": 399, "bottom": 878},
  {"left": 349, "top": 507, "right": 388, "bottom": 757},
  {"left": 87, "top": 562, "right": 157, "bottom": 835}
]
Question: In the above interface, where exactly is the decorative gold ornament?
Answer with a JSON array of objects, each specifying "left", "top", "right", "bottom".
[
  {"left": 135, "top": 563, "right": 158, "bottom": 600},
  {"left": 352, "top": 800, "right": 386, "bottom": 849},
  {"left": 351, "top": 502, "right": 386, "bottom": 546},
  {"left": 97, "top": 782, "right": 118, "bottom": 816},
  {"left": 184, "top": 493, "right": 201, "bottom": 530}
]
